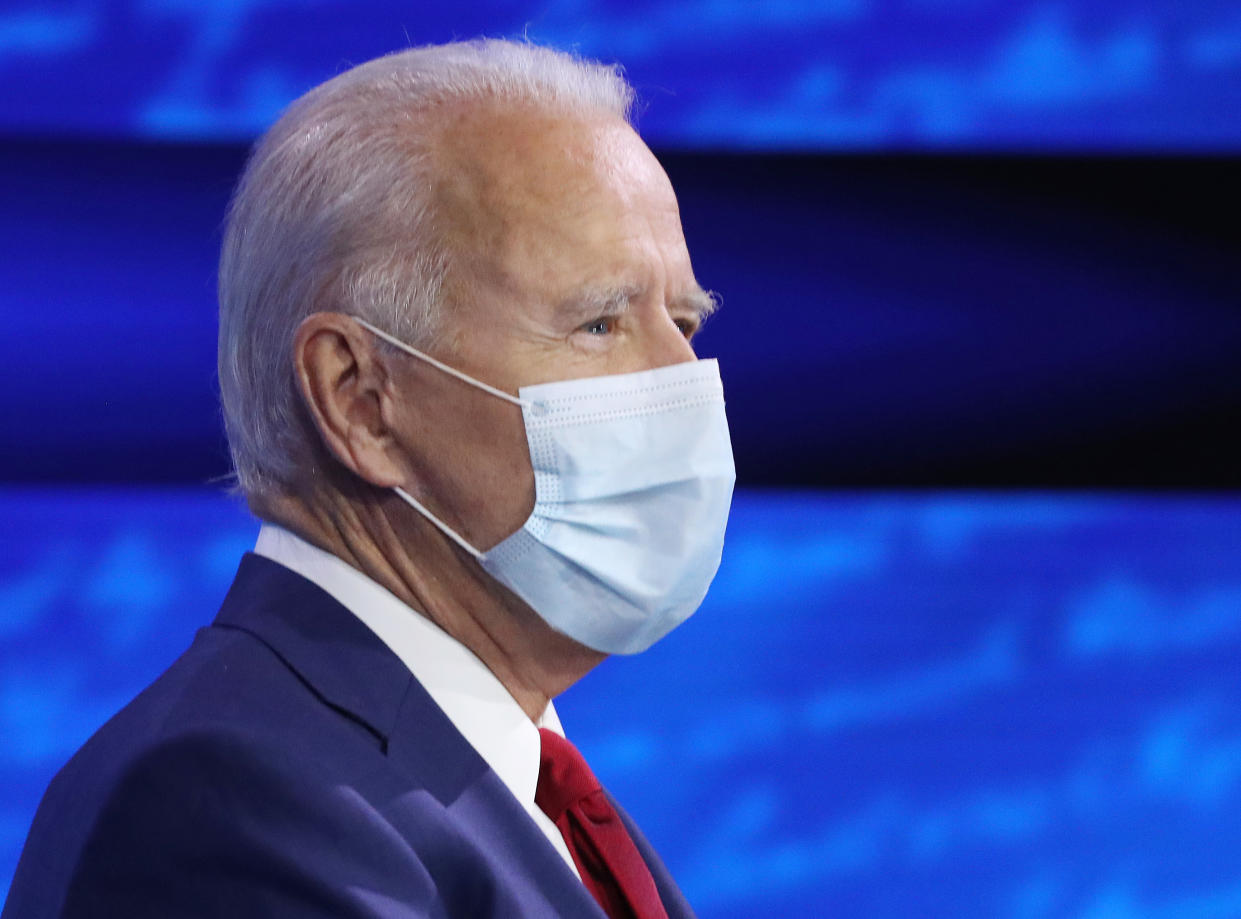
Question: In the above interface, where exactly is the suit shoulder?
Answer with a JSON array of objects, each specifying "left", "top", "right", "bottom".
[
  {"left": 4, "top": 627, "right": 401, "bottom": 919},
  {"left": 57, "top": 728, "right": 442, "bottom": 918},
  {"left": 67, "top": 620, "right": 384, "bottom": 780}
]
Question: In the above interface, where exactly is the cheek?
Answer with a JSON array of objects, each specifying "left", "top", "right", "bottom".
[
  {"left": 390, "top": 361, "right": 535, "bottom": 547},
  {"left": 457, "top": 402, "right": 536, "bottom": 548}
]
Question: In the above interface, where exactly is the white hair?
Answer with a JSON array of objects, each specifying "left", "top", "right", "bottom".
[{"left": 218, "top": 39, "right": 635, "bottom": 501}]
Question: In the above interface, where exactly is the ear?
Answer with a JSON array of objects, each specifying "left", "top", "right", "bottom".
[{"left": 293, "top": 312, "right": 407, "bottom": 488}]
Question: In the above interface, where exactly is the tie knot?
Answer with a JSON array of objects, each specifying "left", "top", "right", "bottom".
[{"left": 536, "top": 728, "right": 603, "bottom": 821}]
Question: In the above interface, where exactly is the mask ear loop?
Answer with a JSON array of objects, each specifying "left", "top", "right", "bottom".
[
  {"left": 352, "top": 317, "right": 534, "bottom": 409},
  {"left": 392, "top": 487, "right": 484, "bottom": 560},
  {"left": 351, "top": 316, "right": 538, "bottom": 560}
]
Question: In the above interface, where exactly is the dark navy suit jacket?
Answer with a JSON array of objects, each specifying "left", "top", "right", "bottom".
[{"left": 3, "top": 554, "right": 696, "bottom": 918}]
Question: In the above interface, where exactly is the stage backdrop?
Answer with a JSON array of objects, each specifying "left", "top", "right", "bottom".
[{"left": 1, "top": 0, "right": 1240, "bottom": 149}]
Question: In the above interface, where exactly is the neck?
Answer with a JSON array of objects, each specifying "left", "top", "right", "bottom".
[{"left": 257, "top": 481, "right": 605, "bottom": 722}]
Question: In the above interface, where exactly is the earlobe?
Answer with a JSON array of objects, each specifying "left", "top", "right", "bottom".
[{"left": 293, "top": 312, "right": 407, "bottom": 488}]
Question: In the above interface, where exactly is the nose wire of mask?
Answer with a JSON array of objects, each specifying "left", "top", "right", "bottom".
[{"left": 351, "top": 317, "right": 531, "bottom": 561}]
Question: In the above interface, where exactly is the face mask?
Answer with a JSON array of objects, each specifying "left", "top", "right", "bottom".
[{"left": 353, "top": 317, "right": 736, "bottom": 654}]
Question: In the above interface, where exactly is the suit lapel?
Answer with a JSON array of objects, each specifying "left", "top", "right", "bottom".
[
  {"left": 213, "top": 553, "right": 414, "bottom": 743},
  {"left": 385, "top": 679, "right": 609, "bottom": 917},
  {"left": 213, "top": 553, "right": 609, "bottom": 917}
]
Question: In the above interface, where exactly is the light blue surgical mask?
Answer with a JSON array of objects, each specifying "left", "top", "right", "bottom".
[{"left": 354, "top": 317, "right": 736, "bottom": 655}]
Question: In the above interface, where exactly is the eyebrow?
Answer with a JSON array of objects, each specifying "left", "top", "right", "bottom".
[
  {"left": 556, "top": 283, "right": 721, "bottom": 324},
  {"left": 556, "top": 284, "right": 644, "bottom": 323},
  {"left": 674, "top": 286, "right": 721, "bottom": 323}
]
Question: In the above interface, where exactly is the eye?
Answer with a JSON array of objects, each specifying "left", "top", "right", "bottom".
[
  {"left": 580, "top": 316, "right": 616, "bottom": 336},
  {"left": 674, "top": 317, "right": 699, "bottom": 339}
]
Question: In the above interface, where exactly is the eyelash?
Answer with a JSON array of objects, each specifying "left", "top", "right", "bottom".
[{"left": 578, "top": 316, "right": 698, "bottom": 339}]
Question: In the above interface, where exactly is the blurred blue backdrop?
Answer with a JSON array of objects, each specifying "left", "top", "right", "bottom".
[
  {"left": 3, "top": 490, "right": 1241, "bottom": 918},
  {"left": 1, "top": 143, "right": 1237, "bottom": 488},
  {"left": 1, "top": 0, "right": 1241, "bottom": 149},
  {"left": 2, "top": 1, "right": 1240, "bottom": 917}
]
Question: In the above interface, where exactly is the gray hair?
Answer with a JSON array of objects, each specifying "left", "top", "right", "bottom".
[{"left": 218, "top": 39, "right": 635, "bottom": 501}]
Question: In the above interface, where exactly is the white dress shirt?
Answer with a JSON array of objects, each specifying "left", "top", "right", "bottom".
[{"left": 253, "top": 523, "right": 581, "bottom": 879}]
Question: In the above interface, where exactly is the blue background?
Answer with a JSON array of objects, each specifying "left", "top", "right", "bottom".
[
  {"left": 2, "top": 1, "right": 1240, "bottom": 916},
  {"left": 2, "top": 0, "right": 1241, "bottom": 149}
]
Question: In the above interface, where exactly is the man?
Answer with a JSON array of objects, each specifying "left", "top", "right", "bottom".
[{"left": 3, "top": 38, "right": 734, "bottom": 918}]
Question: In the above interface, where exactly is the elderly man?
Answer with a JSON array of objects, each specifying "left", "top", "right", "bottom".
[{"left": 3, "top": 38, "right": 734, "bottom": 919}]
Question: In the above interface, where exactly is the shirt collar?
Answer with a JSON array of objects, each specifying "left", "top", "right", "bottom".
[{"left": 253, "top": 523, "right": 563, "bottom": 812}]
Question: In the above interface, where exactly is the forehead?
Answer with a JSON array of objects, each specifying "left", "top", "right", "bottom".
[
  {"left": 433, "top": 100, "right": 668, "bottom": 205},
  {"left": 429, "top": 102, "right": 687, "bottom": 293}
]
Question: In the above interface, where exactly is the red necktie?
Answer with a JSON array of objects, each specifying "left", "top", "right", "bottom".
[{"left": 536, "top": 728, "right": 670, "bottom": 919}]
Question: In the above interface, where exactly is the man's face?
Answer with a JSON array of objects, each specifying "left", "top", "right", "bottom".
[
  {"left": 386, "top": 103, "right": 712, "bottom": 553},
  {"left": 434, "top": 104, "right": 712, "bottom": 385}
]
